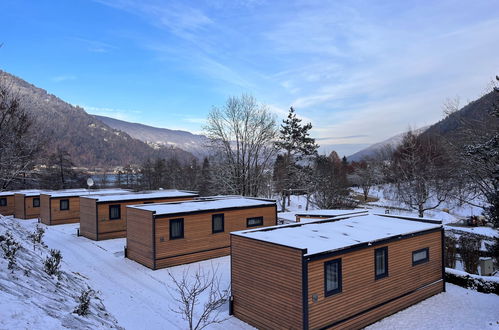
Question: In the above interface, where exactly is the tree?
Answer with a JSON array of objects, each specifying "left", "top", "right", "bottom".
[
  {"left": 349, "top": 159, "right": 381, "bottom": 202},
  {"left": 274, "top": 107, "right": 318, "bottom": 210},
  {"left": 198, "top": 158, "right": 212, "bottom": 196},
  {"left": 0, "top": 77, "right": 41, "bottom": 190},
  {"left": 40, "top": 148, "right": 87, "bottom": 189},
  {"left": 388, "top": 131, "right": 454, "bottom": 217},
  {"left": 167, "top": 265, "right": 230, "bottom": 330},
  {"left": 311, "top": 152, "right": 351, "bottom": 209},
  {"left": 204, "top": 94, "right": 277, "bottom": 196}
]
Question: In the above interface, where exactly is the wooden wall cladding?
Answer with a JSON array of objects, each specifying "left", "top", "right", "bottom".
[
  {"left": 231, "top": 235, "right": 304, "bottom": 330},
  {"left": 0, "top": 195, "right": 15, "bottom": 216},
  {"left": 47, "top": 197, "right": 81, "bottom": 225},
  {"left": 79, "top": 197, "right": 97, "bottom": 240},
  {"left": 126, "top": 207, "right": 155, "bottom": 269},
  {"left": 40, "top": 194, "right": 51, "bottom": 224},
  {"left": 307, "top": 230, "right": 443, "bottom": 329},
  {"left": 14, "top": 194, "right": 25, "bottom": 219}
]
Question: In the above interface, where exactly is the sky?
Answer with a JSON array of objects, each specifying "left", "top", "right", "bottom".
[{"left": 1, "top": 0, "right": 498, "bottom": 156}]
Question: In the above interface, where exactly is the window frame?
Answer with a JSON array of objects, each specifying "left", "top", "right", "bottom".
[
  {"left": 324, "top": 258, "right": 342, "bottom": 297},
  {"left": 374, "top": 246, "right": 389, "bottom": 280},
  {"left": 169, "top": 218, "right": 184, "bottom": 240},
  {"left": 32, "top": 197, "right": 40, "bottom": 208},
  {"left": 0, "top": 197, "right": 7, "bottom": 207},
  {"left": 60, "top": 199, "right": 69, "bottom": 211},
  {"left": 246, "top": 216, "right": 263, "bottom": 228},
  {"left": 412, "top": 247, "right": 429, "bottom": 266},
  {"left": 212, "top": 213, "right": 224, "bottom": 234},
  {"left": 109, "top": 204, "right": 121, "bottom": 220}
]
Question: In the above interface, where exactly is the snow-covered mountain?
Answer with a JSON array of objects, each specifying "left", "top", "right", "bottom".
[
  {"left": 94, "top": 115, "right": 210, "bottom": 159},
  {"left": 347, "top": 126, "right": 429, "bottom": 162}
]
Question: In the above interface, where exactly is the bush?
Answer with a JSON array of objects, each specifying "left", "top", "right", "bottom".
[
  {"left": 446, "top": 269, "right": 499, "bottom": 294},
  {"left": 445, "top": 236, "right": 457, "bottom": 268},
  {"left": 459, "top": 235, "right": 481, "bottom": 274},
  {"left": 44, "top": 249, "right": 62, "bottom": 277},
  {"left": 0, "top": 231, "right": 21, "bottom": 270},
  {"left": 27, "top": 225, "right": 45, "bottom": 250},
  {"left": 74, "top": 287, "right": 95, "bottom": 316}
]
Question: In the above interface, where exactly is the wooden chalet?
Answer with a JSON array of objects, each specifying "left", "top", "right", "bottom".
[
  {"left": 126, "top": 197, "right": 277, "bottom": 270},
  {"left": 39, "top": 189, "right": 129, "bottom": 225},
  {"left": 0, "top": 190, "right": 46, "bottom": 217},
  {"left": 231, "top": 213, "right": 444, "bottom": 330},
  {"left": 14, "top": 190, "right": 50, "bottom": 219},
  {"left": 294, "top": 209, "right": 368, "bottom": 222},
  {"left": 79, "top": 190, "right": 198, "bottom": 240}
]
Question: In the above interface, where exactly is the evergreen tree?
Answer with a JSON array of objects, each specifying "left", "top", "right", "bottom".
[
  {"left": 274, "top": 107, "right": 318, "bottom": 210},
  {"left": 198, "top": 158, "right": 212, "bottom": 196}
]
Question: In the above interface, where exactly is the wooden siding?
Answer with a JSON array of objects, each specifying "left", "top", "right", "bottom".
[
  {"left": 40, "top": 194, "right": 51, "bottom": 224},
  {"left": 126, "top": 207, "right": 155, "bottom": 269},
  {"left": 0, "top": 195, "right": 15, "bottom": 216},
  {"left": 79, "top": 197, "right": 97, "bottom": 240},
  {"left": 14, "top": 194, "right": 25, "bottom": 219},
  {"left": 153, "top": 205, "right": 276, "bottom": 269},
  {"left": 25, "top": 196, "right": 42, "bottom": 219},
  {"left": 231, "top": 235, "right": 304, "bottom": 330},
  {"left": 95, "top": 196, "right": 194, "bottom": 240},
  {"left": 307, "top": 230, "right": 443, "bottom": 329}
]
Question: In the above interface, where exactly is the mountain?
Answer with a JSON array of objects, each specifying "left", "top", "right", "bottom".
[
  {"left": 347, "top": 126, "right": 429, "bottom": 162},
  {"left": 94, "top": 115, "right": 210, "bottom": 159},
  {"left": 0, "top": 70, "right": 195, "bottom": 167}
]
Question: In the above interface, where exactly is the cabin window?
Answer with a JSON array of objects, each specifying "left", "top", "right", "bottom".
[
  {"left": 212, "top": 214, "right": 224, "bottom": 233},
  {"left": 33, "top": 198, "right": 40, "bottom": 208},
  {"left": 324, "top": 259, "right": 342, "bottom": 296},
  {"left": 109, "top": 205, "right": 121, "bottom": 220},
  {"left": 60, "top": 199, "right": 69, "bottom": 211},
  {"left": 0, "top": 198, "right": 7, "bottom": 207},
  {"left": 246, "top": 216, "right": 263, "bottom": 227},
  {"left": 412, "top": 248, "right": 429, "bottom": 265},
  {"left": 170, "top": 218, "right": 184, "bottom": 240},
  {"left": 375, "top": 247, "right": 388, "bottom": 279}
]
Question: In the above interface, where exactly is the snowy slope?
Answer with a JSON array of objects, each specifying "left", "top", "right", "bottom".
[{"left": 0, "top": 216, "right": 121, "bottom": 329}]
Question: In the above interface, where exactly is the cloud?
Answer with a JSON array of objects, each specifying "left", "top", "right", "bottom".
[
  {"left": 80, "top": 105, "right": 142, "bottom": 122},
  {"left": 71, "top": 37, "right": 116, "bottom": 53}
]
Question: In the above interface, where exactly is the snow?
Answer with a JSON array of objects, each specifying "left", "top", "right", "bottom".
[
  {"left": 0, "top": 216, "right": 121, "bottom": 329},
  {"left": 0, "top": 189, "right": 48, "bottom": 197},
  {"left": 295, "top": 209, "right": 368, "bottom": 217},
  {"left": 445, "top": 225, "right": 499, "bottom": 238},
  {"left": 129, "top": 197, "right": 275, "bottom": 216},
  {"left": 366, "top": 284, "right": 499, "bottom": 329},
  {"left": 44, "top": 188, "right": 130, "bottom": 198},
  {"left": 446, "top": 268, "right": 499, "bottom": 283},
  {"left": 234, "top": 213, "right": 441, "bottom": 256},
  {"left": 83, "top": 190, "right": 198, "bottom": 202}
]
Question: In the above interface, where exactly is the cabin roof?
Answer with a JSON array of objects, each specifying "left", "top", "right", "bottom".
[
  {"left": 128, "top": 197, "right": 275, "bottom": 215},
  {"left": 0, "top": 189, "right": 48, "bottom": 197},
  {"left": 82, "top": 190, "right": 198, "bottom": 202},
  {"left": 295, "top": 209, "right": 368, "bottom": 218},
  {"left": 43, "top": 188, "right": 129, "bottom": 198},
  {"left": 232, "top": 213, "right": 441, "bottom": 256}
]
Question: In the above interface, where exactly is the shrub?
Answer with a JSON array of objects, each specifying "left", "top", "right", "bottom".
[
  {"left": 459, "top": 235, "right": 481, "bottom": 274},
  {"left": 27, "top": 225, "right": 45, "bottom": 250},
  {"left": 44, "top": 249, "right": 62, "bottom": 277},
  {"left": 445, "top": 236, "right": 457, "bottom": 268},
  {"left": 0, "top": 231, "right": 21, "bottom": 270},
  {"left": 74, "top": 287, "right": 95, "bottom": 316}
]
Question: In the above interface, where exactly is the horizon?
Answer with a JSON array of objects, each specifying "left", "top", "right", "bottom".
[{"left": 1, "top": 0, "right": 498, "bottom": 156}]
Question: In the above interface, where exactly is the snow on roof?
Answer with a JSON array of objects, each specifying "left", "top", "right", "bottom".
[
  {"left": 128, "top": 197, "right": 275, "bottom": 216},
  {"left": 83, "top": 190, "right": 198, "bottom": 202},
  {"left": 233, "top": 213, "right": 441, "bottom": 256},
  {"left": 43, "top": 189, "right": 129, "bottom": 198},
  {"left": 295, "top": 209, "right": 368, "bottom": 217},
  {"left": 0, "top": 189, "right": 48, "bottom": 197}
]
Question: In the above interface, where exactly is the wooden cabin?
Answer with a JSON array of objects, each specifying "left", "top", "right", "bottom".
[
  {"left": 231, "top": 213, "right": 444, "bottom": 330},
  {"left": 40, "top": 189, "right": 129, "bottom": 225},
  {"left": 295, "top": 209, "right": 367, "bottom": 222},
  {"left": 126, "top": 197, "right": 277, "bottom": 270},
  {"left": 14, "top": 190, "right": 50, "bottom": 219},
  {"left": 0, "top": 190, "right": 45, "bottom": 216},
  {"left": 79, "top": 190, "right": 199, "bottom": 240}
]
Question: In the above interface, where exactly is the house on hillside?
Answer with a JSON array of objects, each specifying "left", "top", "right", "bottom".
[
  {"left": 126, "top": 197, "right": 277, "bottom": 269},
  {"left": 40, "top": 189, "right": 129, "bottom": 225},
  {"left": 230, "top": 213, "right": 444, "bottom": 329},
  {"left": 79, "top": 190, "right": 198, "bottom": 240}
]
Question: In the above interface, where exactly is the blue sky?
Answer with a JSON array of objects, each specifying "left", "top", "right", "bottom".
[{"left": 1, "top": 0, "right": 498, "bottom": 156}]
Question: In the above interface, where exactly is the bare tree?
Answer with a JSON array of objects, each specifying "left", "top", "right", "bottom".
[
  {"left": 0, "top": 77, "right": 41, "bottom": 190},
  {"left": 349, "top": 159, "right": 382, "bottom": 202},
  {"left": 388, "top": 131, "right": 454, "bottom": 217},
  {"left": 167, "top": 265, "right": 230, "bottom": 330},
  {"left": 204, "top": 94, "right": 278, "bottom": 196}
]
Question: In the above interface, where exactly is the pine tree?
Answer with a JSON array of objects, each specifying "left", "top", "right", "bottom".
[{"left": 274, "top": 107, "right": 319, "bottom": 210}]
